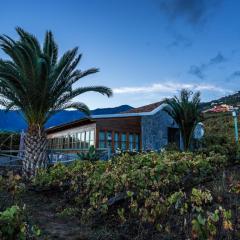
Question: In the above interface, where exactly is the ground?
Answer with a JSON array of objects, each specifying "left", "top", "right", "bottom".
[{"left": 24, "top": 192, "right": 86, "bottom": 240}]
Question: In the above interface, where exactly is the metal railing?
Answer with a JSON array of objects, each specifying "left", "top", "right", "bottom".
[
  {"left": 48, "top": 148, "right": 110, "bottom": 164},
  {"left": 0, "top": 148, "right": 110, "bottom": 167},
  {"left": 0, "top": 150, "right": 24, "bottom": 167}
]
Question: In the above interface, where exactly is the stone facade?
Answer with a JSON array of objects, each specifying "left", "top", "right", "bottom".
[{"left": 141, "top": 110, "right": 180, "bottom": 151}]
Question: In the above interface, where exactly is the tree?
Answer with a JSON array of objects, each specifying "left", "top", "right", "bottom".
[
  {"left": 163, "top": 89, "right": 201, "bottom": 151},
  {"left": 0, "top": 28, "right": 112, "bottom": 178}
]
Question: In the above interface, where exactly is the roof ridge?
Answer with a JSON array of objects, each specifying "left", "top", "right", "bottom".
[{"left": 121, "top": 101, "right": 163, "bottom": 114}]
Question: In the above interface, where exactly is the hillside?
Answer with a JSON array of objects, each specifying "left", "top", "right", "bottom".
[
  {"left": 201, "top": 91, "right": 240, "bottom": 110},
  {"left": 1, "top": 90, "right": 240, "bottom": 132},
  {"left": 0, "top": 105, "right": 133, "bottom": 132}
]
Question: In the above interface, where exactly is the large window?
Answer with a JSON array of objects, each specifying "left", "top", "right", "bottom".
[
  {"left": 48, "top": 129, "right": 95, "bottom": 150},
  {"left": 97, "top": 131, "right": 140, "bottom": 151}
]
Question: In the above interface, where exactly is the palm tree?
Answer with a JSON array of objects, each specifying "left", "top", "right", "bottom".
[
  {"left": 163, "top": 89, "right": 201, "bottom": 151},
  {"left": 0, "top": 28, "right": 112, "bottom": 178}
]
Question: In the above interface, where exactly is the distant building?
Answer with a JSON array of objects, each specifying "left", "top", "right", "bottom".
[
  {"left": 46, "top": 102, "right": 181, "bottom": 153},
  {"left": 204, "top": 104, "right": 233, "bottom": 113}
]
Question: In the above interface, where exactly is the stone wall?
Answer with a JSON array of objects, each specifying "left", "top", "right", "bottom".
[{"left": 141, "top": 110, "right": 179, "bottom": 151}]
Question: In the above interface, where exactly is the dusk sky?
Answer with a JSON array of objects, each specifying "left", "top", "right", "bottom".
[{"left": 0, "top": 0, "right": 240, "bottom": 108}]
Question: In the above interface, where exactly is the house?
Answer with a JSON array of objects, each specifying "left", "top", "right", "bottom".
[
  {"left": 46, "top": 102, "right": 181, "bottom": 153},
  {"left": 204, "top": 104, "right": 234, "bottom": 113}
]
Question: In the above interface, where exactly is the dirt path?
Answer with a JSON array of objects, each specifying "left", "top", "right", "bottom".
[{"left": 23, "top": 191, "right": 91, "bottom": 240}]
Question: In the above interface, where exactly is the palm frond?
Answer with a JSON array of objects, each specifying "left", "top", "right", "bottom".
[
  {"left": 163, "top": 89, "right": 201, "bottom": 150},
  {"left": 0, "top": 28, "right": 112, "bottom": 127}
]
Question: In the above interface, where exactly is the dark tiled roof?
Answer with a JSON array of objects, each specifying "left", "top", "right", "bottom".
[{"left": 122, "top": 101, "right": 163, "bottom": 114}]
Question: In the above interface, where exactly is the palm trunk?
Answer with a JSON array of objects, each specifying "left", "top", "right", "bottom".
[{"left": 22, "top": 126, "right": 48, "bottom": 178}]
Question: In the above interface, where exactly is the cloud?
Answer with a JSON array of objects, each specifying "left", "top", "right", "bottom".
[
  {"left": 113, "top": 82, "right": 230, "bottom": 95},
  {"left": 227, "top": 71, "right": 240, "bottom": 81},
  {"left": 189, "top": 65, "right": 206, "bottom": 79},
  {"left": 159, "top": 0, "right": 221, "bottom": 26},
  {"left": 209, "top": 53, "right": 226, "bottom": 64},
  {"left": 167, "top": 33, "right": 192, "bottom": 49},
  {"left": 189, "top": 52, "right": 227, "bottom": 79}
]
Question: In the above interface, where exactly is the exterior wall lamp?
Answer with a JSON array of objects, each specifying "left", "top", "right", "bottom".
[{"left": 232, "top": 110, "right": 239, "bottom": 143}]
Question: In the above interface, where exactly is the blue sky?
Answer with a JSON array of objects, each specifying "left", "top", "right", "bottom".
[{"left": 0, "top": 0, "right": 240, "bottom": 108}]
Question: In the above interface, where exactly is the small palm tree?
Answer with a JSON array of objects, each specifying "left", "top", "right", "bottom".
[
  {"left": 0, "top": 28, "right": 112, "bottom": 178},
  {"left": 163, "top": 89, "right": 201, "bottom": 151}
]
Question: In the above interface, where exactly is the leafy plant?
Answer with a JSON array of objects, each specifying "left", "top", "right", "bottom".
[
  {"left": 191, "top": 207, "right": 233, "bottom": 240},
  {"left": 77, "top": 146, "right": 99, "bottom": 161},
  {"left": 33, "top": 151, "right": 228, "bottom": 233},
  {"left": 0, "top": 205, "right": 40, "bottom": 240}
]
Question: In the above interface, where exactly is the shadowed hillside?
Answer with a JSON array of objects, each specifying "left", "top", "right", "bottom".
[{"left": 0, "top": 105, "right": 133, "bottom": 132}]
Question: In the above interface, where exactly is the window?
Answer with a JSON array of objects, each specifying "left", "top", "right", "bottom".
[
  {"left": 76, "top": 133, "right": 81, "bottom": 149},
  {"left": 81, "top": 132, "right": 85, "bottom": 149},
  {"left": 85, "top": 131, "right": 90, "bottom": 149},
  {"left": 107, "top": 131, "right": 112, "bottom": 147},
  {"left": 129, "top": 134, "right": 134, "bottom": 151},
  {"left": 121, "top": 133, "right": 127, "bottom": 150},
  {"left": 99, "top": 131, "right": 106, "bottom": 149},
  {"left": 63, "top": 135, "right": 69, "bottom": 149},
  {"left": 114, "top": 132, "right": 119, "bottom": 150},
  {"left": 90, "top": 130, "right": 95, "bottom": 146},
  {"left": 135, "top": 134, "right": 139, "bottom": 151},
  {"left": 58, "top": 137, "right": 63, "bottom": 149}
]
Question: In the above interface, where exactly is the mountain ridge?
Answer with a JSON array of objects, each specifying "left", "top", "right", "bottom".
[
  {"left": 0, "top": 105, "right": 133, "bottom": 132},
  {"left": 1, "top": 91, "right": 240, "bottom": 132}
]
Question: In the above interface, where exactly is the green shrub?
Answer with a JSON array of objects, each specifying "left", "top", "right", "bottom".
[
  {"left": 0, "top": 205, "right": 40, "bottom": 240},
  {"left": 33, "top": 152, "right": 228, "bottom": 231},
  {"left": 77, "top": 146, "right": 99, "bottom": 161}
]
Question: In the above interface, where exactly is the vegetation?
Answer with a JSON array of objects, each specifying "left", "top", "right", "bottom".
[
  {"left": 0, "top": 28, "right": 112, "bottom": 178},
  {"left": 0, "top": 205, "right": 40, "bottom": 240},
  {"left": 0, "top": 84, "right": 239, "bottom": 239},
  {"left": 163, "top": 89, "right": 202, "bottom": 151},
  {"left": 30, "top": 150, "right": 240, "bottom": 239},
  {"left": 77, "top": 146, "right": 99, "bottom": 161}
]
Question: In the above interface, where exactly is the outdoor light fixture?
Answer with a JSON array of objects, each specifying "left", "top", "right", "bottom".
[{"left": 232, "top": 110, "right": 239, "bottom": 143}]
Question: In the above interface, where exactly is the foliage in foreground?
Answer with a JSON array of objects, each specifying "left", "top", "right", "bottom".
[
  {"left": 32, "top": 151, "right": 239, "bottom": 239},
  {"left": 0, "top": 205, "right": 40, "bottom": 240}
]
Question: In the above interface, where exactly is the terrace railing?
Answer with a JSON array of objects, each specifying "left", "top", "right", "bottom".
[
  {"left": 0, "top": 147, "right": 110, "bottom": 168},
  {"left": 48, "top": 148, "right": 110, "bottom": 164},
  {"left": 0, "top": 150, "right": 24, "bottom": 168}
]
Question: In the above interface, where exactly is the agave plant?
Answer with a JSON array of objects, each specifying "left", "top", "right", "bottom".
[
  {"left": 0, "top": 28, "right": 112, "bottom": 178},
  {"left": 163, "top": 89, "right": 201, "bottom": 151}
]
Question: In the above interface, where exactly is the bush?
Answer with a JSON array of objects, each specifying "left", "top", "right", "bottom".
[
  {"left": 0, "top": 205, "right": 40, "bottom": 240},
  {"left": 32, "top": 151, "right": 231, "bottom": 238},
  {"left": 77, "top": 146, "right": 99, "bottom": 161},
  {"left": 200, "top": 134, "right": 238, "bottom": 163}
]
